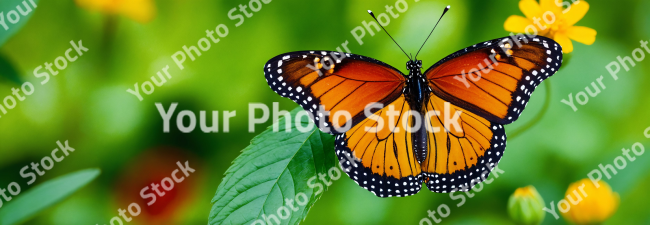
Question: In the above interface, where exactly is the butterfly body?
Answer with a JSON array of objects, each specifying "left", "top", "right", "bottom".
[
  {"left": 403, "top": 59, "right": 430, "bottom": 164},
  {"left": 264, "top": 35, "right": 562, "bottom": 197}
]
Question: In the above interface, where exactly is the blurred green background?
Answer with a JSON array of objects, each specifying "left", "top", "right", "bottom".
[{"left": 0, "top": 0, "right": 649, "bottom": 224}]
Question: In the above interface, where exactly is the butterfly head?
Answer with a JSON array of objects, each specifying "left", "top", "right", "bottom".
[{"left": 406, "top": 60, "right": 423, "bottom": 72}]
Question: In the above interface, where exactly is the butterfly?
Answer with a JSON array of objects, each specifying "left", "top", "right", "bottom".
[{"left": 263, "top": 6, "right": 562, "bottom": 197}]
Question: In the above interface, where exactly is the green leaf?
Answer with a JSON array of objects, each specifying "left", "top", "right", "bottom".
[
  {"left": 0, "top": 53, "right": 21, "bottom": 84},
  {"left": 0, "top": 0, "right": 40, "bottom": 47},
  {"left": 209, "top": 107, "right": 337, "bottom": 225},
  {"left": 0, "top": 168, "right": 101, "bottom": 225}
]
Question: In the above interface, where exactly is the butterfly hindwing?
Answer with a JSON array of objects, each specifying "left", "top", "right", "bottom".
[
  {"left": 264, "top": 51, "right": 406, "bottom": 133},
  {"left": 425, "top": 35, "right": 562, "bottom": 124},
  {"left": 420, "top": 94, "right": 506, "bottom": 193},
  {"left": 335, "top": 95, "right": 423, "bottom": 198}
]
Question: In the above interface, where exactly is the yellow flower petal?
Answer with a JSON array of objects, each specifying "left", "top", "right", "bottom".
[
  {"left": 504, "top": 15, "right": 533, "bottom": 33},
  {"left": 75, "top": 0, "right": 155, "bottom": 23},
  {"left": 539, "top": 0, "right": 563, "bottom": 16},
  {"left": 567, "top": 26, "right": 596, "bottom": 45},
  {"left": 120, "top": 0, "right": 156, "bottom": 23},
  {"left": 554, "top": 32, "right": 573, "bottom": 53},
  {"left": 519, "top": 0, "right": 543, "bottom": 20},
  {"left": 564, "top": 1, "right": 590, "bottom": 26}
]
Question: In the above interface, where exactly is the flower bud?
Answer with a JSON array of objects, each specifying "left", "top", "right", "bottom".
[
  {"left": 561, "top": 179, "right": 619, "bottom": 225},
  {"left": 508, "top": 185, "right": 546, "bottom": 225}
]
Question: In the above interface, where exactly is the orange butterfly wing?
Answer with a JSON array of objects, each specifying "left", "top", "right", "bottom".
[
  {"left": 420, "top": 94, "right": 506, "bottom": 193},
  {"left": 420, "top": 35, "right": 562, "bottom": 193},
  {"left": 335, "top": 95, "right": 423, "bottom": 197},
  {"left": 265, "top": 51, "right": 422, "bottom": 197},
  {"left": 264, "top": 51, "right": 405, "bottom": 133},
  {"left": 425, "top": 36, "right": 562, "bottom": 124}
]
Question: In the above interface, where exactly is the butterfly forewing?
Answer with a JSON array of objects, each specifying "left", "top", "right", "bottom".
[
  {"left": 425, "top": 35, "right": 562, "bottom": 124},
  {"left": 264, "top": 51, "right": 405, "bottom": 133}
]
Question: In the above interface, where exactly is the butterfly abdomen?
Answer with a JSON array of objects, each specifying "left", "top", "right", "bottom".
[{"left": 412, "top": 117, "right": 428, "bottom": 164}]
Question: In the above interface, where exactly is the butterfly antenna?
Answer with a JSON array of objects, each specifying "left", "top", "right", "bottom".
[
  {"left": 414, "top": 5, "right": 450, "bottom": 60},
  {"left": 368, "top": 10, "right": 411, "bottom": 61}
]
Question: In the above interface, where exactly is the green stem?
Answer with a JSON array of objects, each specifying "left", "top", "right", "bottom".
[
  {"left": 100, "top": 15, "right": 117, "bottom": 75},
  {"left": 509, "top": 80, "right": 552, "bottom": 139}
]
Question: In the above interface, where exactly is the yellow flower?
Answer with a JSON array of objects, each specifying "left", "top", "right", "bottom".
[
  {"left": 75, "top": 0, "right": 156, "bottom": 23},
  {"left": 561, "top": 179, "right": 619, "bottom": 225},
  {"left": 508, "top": 186, "right": 546, "bottom": 225},
  {"left": 504, "top": 0, "right": 596, "bottom": 53}
]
